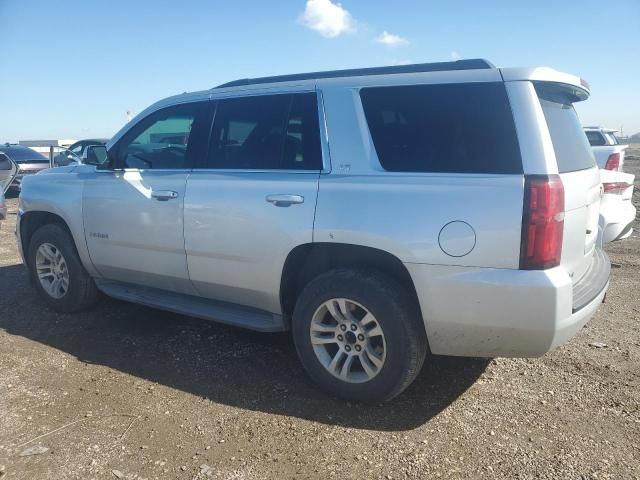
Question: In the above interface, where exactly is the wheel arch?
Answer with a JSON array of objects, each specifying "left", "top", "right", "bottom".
[
  {"left": 20, "top": 211, "right": 74, "bottom": 256},
  {"left": 18, "top": 209, "right": 98, "bottom": 279},
  {"left": 280, "top": 242, "right": 424, "bottom": 332}
]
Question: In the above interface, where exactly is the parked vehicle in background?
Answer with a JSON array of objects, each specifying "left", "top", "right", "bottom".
[
  {"left": 0, "top": 153, "right": 18, "bottom": 221},
  {"left": 584, "top": 127, "right": 629, "bottom": 171},
  {"left": 0, "top": 144, "right": 50, "bottom": 192},
  {"left": 68, "top": 138, "right": 108, "bottom": 162},
  {"left": 52, "top": 147, "right": 83, "bottom": 167},
  {"left": 598, "top": 169, "right": 636, "bottom": 245},
  {"left": 18, "top": 60, "right": 610, "bottom": 402}
]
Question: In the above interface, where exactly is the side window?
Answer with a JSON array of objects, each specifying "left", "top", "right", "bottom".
[
  {"left": 283, "top": 93, "right": 322, "bottom": 170},
  {"left": 117, "top": 102, "right": 207, "bottom": 169},
  {"left": 70, "top": 144, "right": 83, "bottom": 154},
  {"left": 360, "top": 83, "right": 523, "bottom": 174},
  {"left": 0, "top": 153, "right": 12, "bottom": 170},
  {"left": 207, "top": 93, "right": 322, "bottom": 170}
]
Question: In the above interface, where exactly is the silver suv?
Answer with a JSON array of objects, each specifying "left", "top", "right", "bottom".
[{"left": 17, "top": 60, "right": 610, "bottom": 402}]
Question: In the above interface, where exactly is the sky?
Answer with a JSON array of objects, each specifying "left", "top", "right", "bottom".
[{"left": 1, "top": 0, "right": 639, "bottom": 142}]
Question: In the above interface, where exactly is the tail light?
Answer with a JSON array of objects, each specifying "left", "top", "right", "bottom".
[
  {"left": 520, "top": 175, "right": 565, "bottom": 270},
  {"left": 603, "top": 182, "right": 631, "bottom": 195},
  {"left": 604, "top": 153, "right": 620, "bottom": 171}
]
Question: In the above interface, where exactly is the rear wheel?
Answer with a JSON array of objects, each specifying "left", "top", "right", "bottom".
[
  {"left": 292, "top": 269, "right": 427, "bottom": 402},
  {"left": 28, "top": 224, "right": 99, "bottom": 313}
]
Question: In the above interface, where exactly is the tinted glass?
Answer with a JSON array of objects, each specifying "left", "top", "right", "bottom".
[
  {"left": 537, "top": 85, "right": 595, "bottom": 173},
  {"left": 118, "top": 102, "right": 208, "bottom": 169},
  {"left": 208, "top": 93, "right": 322, "bottom": 170},
  {"left": 360, "top": 83, "right": 522, "bottom": 174},
  {"left": 1, "top": 147, "right": 48, "bottom": 163},
  {"left": 70, "top": 143, "right": 84, "bottom": 154},
  {"left": 585, "top": 131, "right": 606, "bottom": 146},
  {"left": 0, "top": 153, "right": 12, "bottom": 170},
  {"left": 283, "top": 94, "right": 322, "bottom": 169}
]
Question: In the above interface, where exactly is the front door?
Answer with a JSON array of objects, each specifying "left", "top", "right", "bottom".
[
  {"left": 83, "top": 100, "right": 211, "bottom": 294},
  {"left": 0, "top": 153, "right": 17, "bottom": 193}
]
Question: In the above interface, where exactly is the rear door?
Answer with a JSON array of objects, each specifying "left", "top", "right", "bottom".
[
  {"left": 184, "top": 90, "right": 323, "bottom": 314},
  {"left": 0, "top": 153, "right": 17, "bottom": 193},
  {"left": 536, "top": 84, "right": 600, "bottom": 283}
]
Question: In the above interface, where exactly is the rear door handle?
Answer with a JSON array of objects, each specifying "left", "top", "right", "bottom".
[
  {"left": 266, "top": 194, "right": 304, "bottom": 207},
  {"left": 151, "top": 190, "right": 179, "bottom": 201}
]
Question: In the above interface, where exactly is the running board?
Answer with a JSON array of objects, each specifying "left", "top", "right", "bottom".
[{"left": 94, "top": 279, "right": 286, "bottom": 332}]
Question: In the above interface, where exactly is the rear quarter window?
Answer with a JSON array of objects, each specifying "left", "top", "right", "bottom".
[
  {"left": 2, "top": 147, "right": 48, "bottom": 163},
  {"left": 536, "top": 84, "right": 596, "bottom": 173},
  {"left": 359, "top": 82, "right": 522, "bottom": 174}
]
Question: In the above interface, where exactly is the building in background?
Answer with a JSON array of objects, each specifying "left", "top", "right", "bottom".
[{"left": 18, "top": 139, "right": 76, "bottom": 158}]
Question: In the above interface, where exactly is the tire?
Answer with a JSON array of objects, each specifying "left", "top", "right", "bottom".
[
  {"left": 27, "top": 223, "right": 99, "bottom": 313},
  {"left": 292, "top": 268, "right": 427, "bottom": 403}
]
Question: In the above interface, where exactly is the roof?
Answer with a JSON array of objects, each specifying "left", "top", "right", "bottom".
[
  {"left": 584, "top": 127, "right": 618, "bottom": 133},
  {"left": 71, "top": 138, "right": 109, "bottom": 145},
  {"left": 214, "top": 59, "right": 495, "bottom": 89}
]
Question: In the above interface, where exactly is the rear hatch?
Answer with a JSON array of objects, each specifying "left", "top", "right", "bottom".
[{"left": 536, "top": 83, "right": 600, "bottom": 284}]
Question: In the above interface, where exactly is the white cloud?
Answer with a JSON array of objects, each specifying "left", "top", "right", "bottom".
[
  {"left": 300, "top": 0, "right": 356, "bottom": 38},
  {"left": 450, "top": 51, "right": 461, "bottom": 60},
  {"left": 375, "top": 31, "right": 409, "bottom": 47}
]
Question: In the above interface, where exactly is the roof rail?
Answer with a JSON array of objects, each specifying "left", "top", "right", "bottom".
[{"left": 214, "top": 59, "right": 495, "bottom": 89}]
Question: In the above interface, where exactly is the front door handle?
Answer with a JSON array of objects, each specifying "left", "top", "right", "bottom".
[
  {"left": 151, "top": 190, "right": 179, "bottom": 201},
  {"left": 266, "top": 194, "right": 304, "bottom": 207}
]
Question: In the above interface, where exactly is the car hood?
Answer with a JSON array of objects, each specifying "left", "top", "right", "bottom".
[{"left": 35, "top": 165, "right": 78, "bottom": 175}]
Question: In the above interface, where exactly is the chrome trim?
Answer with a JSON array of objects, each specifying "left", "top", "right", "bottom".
[{"left": 317, "top": 89, "right": 332, "bottom": 174}]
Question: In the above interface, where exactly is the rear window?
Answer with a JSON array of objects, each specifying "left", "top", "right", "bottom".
[
  {"left": 2, "top": 147, "right": 48, "bottom": 163},
  {"left": 359, "top": 82, "right": 522, "bottom": 174},
  {"left": 536, "top": 85, "right": 596, "bottom": 173},
  {"left": 585, "top": 131, "right": 606, "bottom": 146}
]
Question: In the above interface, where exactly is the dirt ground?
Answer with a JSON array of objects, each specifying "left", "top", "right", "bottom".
[{"left": 1, "top": 149, "right": 639, "bottom": 480}]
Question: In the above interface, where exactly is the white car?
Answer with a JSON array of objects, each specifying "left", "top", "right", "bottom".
[
  {"left": 584, "top": 127, "right": 629, "bottom": 171},
  {"left": 0, "top": 152, "right": 18, "bottom": 221},
  {"left": 599, "top": 169, "right": 636, "bottom": 245}
]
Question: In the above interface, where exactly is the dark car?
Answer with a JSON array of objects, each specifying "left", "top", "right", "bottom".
[
  {"left": 68, "top": 138, "right": 109, "bottom": 162},
  {"left": 0, "top": 144, "right": 50, "bottom": 192}
]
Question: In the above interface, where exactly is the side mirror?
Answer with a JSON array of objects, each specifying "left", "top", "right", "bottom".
[{"left": 85, "top": 145, "right": 110, "bottom": 167}]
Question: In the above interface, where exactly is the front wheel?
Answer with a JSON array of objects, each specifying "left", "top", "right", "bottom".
[
  {"left": 27, "top": 223, "right": 99, "bottom": 313},
  {"left": 292, "top": 269, "right": 427, "bottom": 403}
]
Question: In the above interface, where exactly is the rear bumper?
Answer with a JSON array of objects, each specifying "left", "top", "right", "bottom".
[
  {"left": 406, "top": 249, "right": 610, "bottom": 357},
  {"left": 599, "top": 201, "right": 636, "bottom": 245}
]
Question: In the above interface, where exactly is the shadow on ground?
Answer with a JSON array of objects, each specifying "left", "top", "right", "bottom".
[{"left": 0, "top": 263, "right": 488, "bottom": 432}]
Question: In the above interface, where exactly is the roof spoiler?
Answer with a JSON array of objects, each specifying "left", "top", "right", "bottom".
[{"left": 501, "top": 67, "right": 590, "bottom": 101}]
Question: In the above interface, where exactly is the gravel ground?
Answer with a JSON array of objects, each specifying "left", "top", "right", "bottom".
[{"left": 1, "top": 150, "right": 639, "bottom": 479}]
